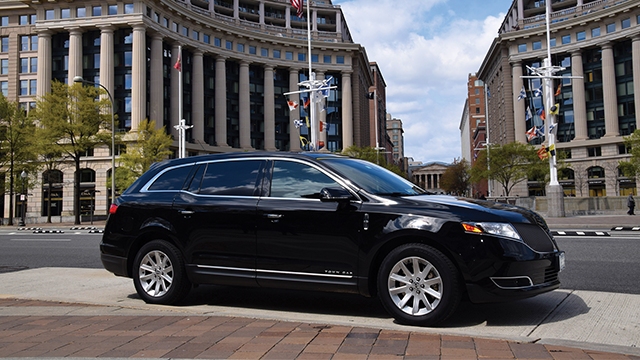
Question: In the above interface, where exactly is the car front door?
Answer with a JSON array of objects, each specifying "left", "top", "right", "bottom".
[
  {"left": 256, "top": 159, "right": 362, "bottom": 293},
  {"left": 173, "top": 159, "right": 265, "bottom": 287}
]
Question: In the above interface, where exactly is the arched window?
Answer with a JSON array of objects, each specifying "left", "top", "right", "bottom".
[
  {"left": 587, "top": 166, "right": 604, "bottom": 178},
  {"left": 41, "top": 170, "right": 63, "bottom": 217},
  {"left": 587, "top": 166, "right": 605, "bottom": 197}
]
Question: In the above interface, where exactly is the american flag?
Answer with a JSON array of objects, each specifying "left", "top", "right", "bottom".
[{"left": 290, "top": 0, "right": 303, "bottom": 18}]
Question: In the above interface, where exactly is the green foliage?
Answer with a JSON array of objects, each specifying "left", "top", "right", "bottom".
[
  {"left": 470, "top": 142, "right": 546, "bottom": 196},
  {"left": 342, "top": 145, "right": 405, "bottom": 177},
  {"left": 113, "top": 119, "right": 173, "bottom": 191},
  {"left": 439, "top": 158, "right": 471, "bottom": 196},
  {"left": 620, "top": 130, "right": 640, "bottom": 178},
  {"left": 0, "top": 94, "right": 39, "bottom": 224}
]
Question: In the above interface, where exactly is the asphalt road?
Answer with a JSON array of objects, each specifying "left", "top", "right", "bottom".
[{"left": 1, "top": 229, "right": 639, "bottom": 295}]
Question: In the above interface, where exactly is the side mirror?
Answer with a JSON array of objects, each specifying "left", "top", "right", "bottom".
[{"left": 320, "top": 187, "right": 354, "bottom": 202}]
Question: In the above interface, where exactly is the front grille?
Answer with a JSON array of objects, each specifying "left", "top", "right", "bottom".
[
  {"left": 544, "top": 265, "right": 559, "bottom": 284},
  {"left": 512, "top": 223, "right": 556, "bottom": 252}
]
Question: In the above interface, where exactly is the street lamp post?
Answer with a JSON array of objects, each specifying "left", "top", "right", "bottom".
[
  {"left": 73, "top": 76, "right": 116, "bottom": 206},
  {"left": 19, "top": 170, "right": 27, "bottom": 227}
]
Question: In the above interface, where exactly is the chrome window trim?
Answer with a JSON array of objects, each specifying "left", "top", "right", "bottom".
[{"left": 490, "top": 276, "right": 534, "bottom": 289}]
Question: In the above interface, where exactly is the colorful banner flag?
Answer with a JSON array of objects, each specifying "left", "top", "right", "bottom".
[
  {"left": 174, "top": 52, "right": 182, "bottom": 72},
  {"left": 525, "top": 107, "right": 532, "bottom": 122},
  {"left": 517, "top": 86, "right": 526, "bottom": 101},
  {"left": 534, "top": 85, "right": 543, "bottom": 97},
  {"left": 526, "top": 126, "right": 538, "bottom": 142},
  {"left": 537, "top": 147, "right": 550, "bottom": 160},
  {"left": 537, "top": 107, "right": 546, "bottom": 121},
  {"left": 303, "top": 97, "right": 310, "bottom": 108},
  {"left": 549, "top": 144, "right": 556, "bottom": 156},
  {"left": 290, "top": 0, "right": 303, "bottom": 18},
  {"left": 287, "top": 101, "right": 298, "bottom": 111},
  {"left": 555, "top": 83, "right": 562, "bottom": 96},
  {"left": 549, "top": 104, "right": 559, "bottom": 115},
  {"left": 299, "top": 136, "right": 308, "bottom": 146},
  {"left": 294, "top": 119, "right": 304, "bottom": 129}
]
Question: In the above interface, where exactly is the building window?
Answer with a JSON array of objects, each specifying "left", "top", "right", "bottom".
[
  {"left": 337, "top": 56, "right": 344, "bottom": 64},
  {"left": 311, "top": 54, "right": 318, "bottom": 62},
  {"left": 172, "top": 22, "right": 178, "bottom": 32},
  {"left": 324, "top": 55, "right": 331, "bottom": 63},
  {"left": 518, "top": 44, "right": 527, "bottom": 52},
  {"left": 193, "top": 31, "right": 199, "bottom": 41},
  {"left": 20, "top": 58, "right": 28, "bottom": 73},
  {"left": 576, "top": 31, "right": 586, "bottom": 41},
  {"left": 286, "top": 51, "right": 293, "bottom": 60},
  {"left": 77, "top": 7, "right": 86, "bottom": 17},
  {"left": 249, "top": 46, "right": 256, "bottom": 55},
  {"left": 45, "top": 9, "right": 54, "bottom": 20},
  {"left": 261, "top": 48, "right": 268, "bottom": 56},
  {"left": 30, "top": 57, "right": 37, "bottom": 73},
  {"left": 592, "top": 27, "right": 600, "bottom": 37},
  {"left": 237, "top": 43, "right": 244, "bottom": 52},
  {"left": 619, "top": 144, "right": 630, "bottom": 155},
  {"left": 298, "top": 53, "right": 305, "bottom": 61},
  {"left": 92, "top": 6, "right": 101, "bottom": 17},
  {"left": 19, "top": 15, "right": 29, "bottom": 25},
  {"left": 226, "top": 40, "right": 232, "bottom": 50},
  {"left": 125, "top": 4, "right": 134, "bottom": 14},
  {"left": 621, "top": 18, "right": 631, "bottom": 29},
  {"left": 30, "top": 79, "right": 36, "bottom": 95},
  {"left": 475, "top": 88, "right": 479, "bottom": 95},
  {"left": 182, "top": 26, "right": 188, "bottom": 37},
  {"left": 273, "top": 50, "right": 281, "bottom": 58},
  {"left": 562, "top": 35, "right": 570, "bottom": 44},
  {"left": 475, "top": 107, "right": 480, "bottom": 114},
  {"left": 61, "top": 8, "right": 70, "bottom": 19},
  {"left": 475, "top": 98, "right": 480, "bottom": 104},
  {"left": 20, "top": 80, "right": 28, "bottom": 95},
  {"left": 606, "top": 23, "right": 615, "bottom": 33},
  {"left": 549, "top": 38, "right": 556, "bottom": 47},
  {"left": 1, "top": 37, "right": 8, "bottom": 52},
  {"left": 163, "top": 17, "right": 169, "bottom": 27},
  {"left": 393, "top": 135, "right": 398, "bottom": 140},
  {"left": 31, "top": 36, "right": 37, "bottom": 51},
  {"left": 1, "top": 16, "right": 8, "bottom": 26},
  {"left": 21, "top": 36, "right": 29, "bottom": 51},
  {"left": 108, "top": 5, "right": 117, "bottom": 15},
  {"left": 215, "top": 38, "right": 221, "bottom": 47},
  {"left": 1, "top": 81, "right": 7, "bottom": 96},
  {"left": 203, "top": 34, "right": 210, "bottom": 44},
  {"left": 587, "top": 147, "right": 602, "bottom": 157},
  {"left": 532, "top": 41, "right": 541, "bottom": 50},
  {"left": 1, "top": 59, "right": 7, "bottom": 74}
]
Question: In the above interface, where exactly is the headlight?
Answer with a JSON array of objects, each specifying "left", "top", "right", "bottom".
[{"left": 462, "top": 222, "right": 522, "bottom": 241}]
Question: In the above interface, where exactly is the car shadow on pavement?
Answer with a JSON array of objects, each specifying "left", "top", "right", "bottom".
[{"left": 127, "top": 286, "right": 589, "bottom": 329}]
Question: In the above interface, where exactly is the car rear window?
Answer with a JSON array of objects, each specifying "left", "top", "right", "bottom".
[
  {"left": 148, "top": 165, "right": 194, "bottom": 191},
  {"left": 197, "top": 160, "right": 263, "bottom": 196}
]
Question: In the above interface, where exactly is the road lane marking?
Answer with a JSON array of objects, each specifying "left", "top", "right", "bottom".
[{"left": 10, "top": 239, "right": 71, "bottom": 242}]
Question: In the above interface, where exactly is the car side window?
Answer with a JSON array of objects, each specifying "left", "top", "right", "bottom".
[
  {"left": 148, "top": 165, "right": 193, "bottom": 191},
  {"left": 198, "top": 160, "right": 263, "bottom": 196},
  {"left": 270, "top": 161, "right": 341, "bottom": 199}
]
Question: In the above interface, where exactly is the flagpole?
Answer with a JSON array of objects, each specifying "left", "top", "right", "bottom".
[{"left": 179, "top": 45, "right": 184, "bottom": 158}]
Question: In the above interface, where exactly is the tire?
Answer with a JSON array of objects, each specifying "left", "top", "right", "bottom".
[
  {"left": 377, "top": 243, "right": 460, "bottom": 326},
  {"left": 132, "top": 240, "right": 191, "bottom": 305}
]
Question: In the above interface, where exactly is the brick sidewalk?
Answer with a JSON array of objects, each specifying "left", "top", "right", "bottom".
[{"left": 0, "top": 299, "right": 637, "bottom": 359}]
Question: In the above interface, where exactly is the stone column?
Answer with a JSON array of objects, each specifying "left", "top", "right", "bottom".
[
  {"left": 571, "top": 50, "right": 588, "bottom": 140},
  {"left": 233, "top": 0, "right": 239, "bottom": 19},
  {"left": 601, "top": 42, "right": 619, "bottom": 137},
  {"left": 171, "top": 43, "right": 182, "bottom": 139},
  {"left": 512, "top": 61, "right": 526, "bottom": 144},
  {"left": 192, "top": 50, "right": 205, "bottom": 143},
  {"left": 336, "top": 11, "right": 342, "bottom": 36},
  {"left": 131, "top": 24, "right": 146, "bottom": 131},
  {"left": 215, "top": 56, "right": 229, "bottom": 147},
  {"left": 239, "top": 60, "right": 252, "bottom": 149},
  {"left": 341, "top": 71, "right": 353, "bottom": 149},
  {"left": 259, "top": 1, "right": 265, "bottom": 26},
  {"left": 149, "top": 34, "right": 164, "bottom": 130},
  {"left": 67, "top": 28, "right": 83, "bottom": 85},
  {"left": 286, "top": 7, "right": 290, "bottom": 29},
  {"left": 36, "top": 31, "right": 52, "bottom": 96},
  {"left": 632, "top": 35, "right": 640, "bottom": 130},
  {"left": 289, "top": 67, "right": 301, "bottom": 151},
  {"left": 264, "top": 65, "right": 276, "bottom": 151},
  {"left": 99, "top": 25, "right": 115, "bottom": 118}
]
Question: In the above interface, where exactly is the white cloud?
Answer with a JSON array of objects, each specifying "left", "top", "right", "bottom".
[{"left": 334, "top": 0, "right": 505, "bottom": 163}]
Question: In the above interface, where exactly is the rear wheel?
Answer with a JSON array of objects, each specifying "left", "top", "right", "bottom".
[
  {"left": 133, "top": 240, "right": 191, "bottom": 304},
  {"left": 377, "top": 243, "right": 460, "bottom": 326}
]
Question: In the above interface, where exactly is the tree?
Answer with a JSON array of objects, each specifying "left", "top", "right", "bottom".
[
  {"left": 470, "top": 142, "right": 545, "bottom": 196},
  {"left": 32, "top": 81, "right": 113, "bottom": 225},
  {"left": 0, "top": 95, "right": 38, "bottom": 225},
  {"left": 439, "top": 158, "right": 471, "bottom": 196},
  {"left": 342, "top": 145, "right": 405, "bottom": 177},
  {"left": 34, "top": 123, "right": 64, "bottom": 223},
  {"left": 115, "top": 119, "right": 173, "bottom": 191}
]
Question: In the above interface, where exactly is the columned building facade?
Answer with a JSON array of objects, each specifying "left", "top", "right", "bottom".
[
  {"left": 0, "top": 0, "right": 374, "bottom": 223},
  {"left": 478, "top": 0, "right": 640, "bottom": 198}
]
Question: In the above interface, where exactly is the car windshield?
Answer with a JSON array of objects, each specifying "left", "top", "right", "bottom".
[{"left": 319, "top": 158, "right": 427, "bottom": 196}]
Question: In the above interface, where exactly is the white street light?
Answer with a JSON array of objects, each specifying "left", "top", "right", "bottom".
[{"left": 73, "top": 76, "right": 116, "bottom": 206}]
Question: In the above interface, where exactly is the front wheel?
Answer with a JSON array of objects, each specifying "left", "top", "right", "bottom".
[
  {"left": 377, "top": 243, "right": 460, "bottom": 326},
  {"left": 133, "top": 240, "right": 191, "bottom": 305}
]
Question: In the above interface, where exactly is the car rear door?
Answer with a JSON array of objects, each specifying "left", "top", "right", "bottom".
[
  {"left": 255, "top": 159, "right": 362, "bottom": 293},
  {"left": 172, "top": 159, "right": 266, "bottom": 287}
]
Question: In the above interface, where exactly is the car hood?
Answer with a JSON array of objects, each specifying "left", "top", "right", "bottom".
[{"left": 396, "top": 195, "right": 548, "bottom": 228}]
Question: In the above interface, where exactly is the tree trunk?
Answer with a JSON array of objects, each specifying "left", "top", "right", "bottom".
[{"left": 74, "top": 157, "right": 81, "bottom": 225}]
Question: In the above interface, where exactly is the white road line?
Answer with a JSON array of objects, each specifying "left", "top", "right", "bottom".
[{"left": 10, "top": 239, "right": 71, "bottom": 242}]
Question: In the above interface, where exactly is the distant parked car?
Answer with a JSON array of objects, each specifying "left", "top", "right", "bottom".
[{"left": 100, "top": 152, "right": 565, "bottom": 326}]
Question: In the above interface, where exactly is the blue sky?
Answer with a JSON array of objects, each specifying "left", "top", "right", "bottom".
[{"left": 333, "top": 0, "right": 512, "bottom": 164}]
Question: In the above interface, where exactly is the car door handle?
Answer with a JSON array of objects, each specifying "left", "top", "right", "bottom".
[
  {"left": 180, "top": 210, "right": 195, "bottom": 215},
  {"left": 265, "top": 214, "right": 283, "bottom": 219}
]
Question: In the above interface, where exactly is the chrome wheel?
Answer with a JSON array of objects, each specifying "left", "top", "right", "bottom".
[
  {"left": 387, "top": 256, "right": 443, "bottom": 316},
  {"left": 138, "top": 250, "right": 174, "bottom": 297}
]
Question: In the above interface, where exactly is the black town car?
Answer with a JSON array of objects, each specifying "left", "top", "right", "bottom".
[{"left": 101, "top": 152, "right": 565, "bottom": 326}]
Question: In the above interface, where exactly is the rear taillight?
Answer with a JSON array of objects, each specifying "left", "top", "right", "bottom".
[{"left": 109, "top": 204, "right": 118, "bottom": 214}]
